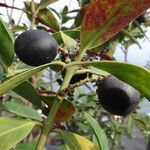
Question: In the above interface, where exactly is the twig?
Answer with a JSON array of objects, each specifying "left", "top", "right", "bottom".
[
  {"left": 59, "top": 76, "right": 101, "bottom": 97},
  {"left": 3, "top": 0, "right": 10, "bottom": 23},
  {"left": 17, "top": 11, "right": 24, "bottom": 25},
  {"left": 0, "top": 2, "right": 23, "bottom": 11},
  {"left": 38, "top": 90, "right": 56, "bottom": 95},
  {"left": 31, "top": 0, "right": 36, "bottom": 29},
  {"left": 10, "top": 0, "right": 15, "bottom": 21}
]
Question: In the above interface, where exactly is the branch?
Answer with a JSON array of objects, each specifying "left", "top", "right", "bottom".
[{"left": 0, "top": 2, "right": 23, "bottom": 11}]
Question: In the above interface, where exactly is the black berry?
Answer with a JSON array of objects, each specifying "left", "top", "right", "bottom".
[
  {"left": 69, "top": 73, "right": 88, "bottom": 84},
  {"left": 97, "top": 75, "right": 140, "bottom": 116},
  {"left": 14, "top": 30, "right": 58, "bottom": 66},
  {"left": 61, "top": 55, "right": 91, "bottom": 84},
  {"left": 62, "top": 70, "right": 89, "bottom": 84},
  {"left": 136, "top": 14, "right": 146, "bottom": 24}
]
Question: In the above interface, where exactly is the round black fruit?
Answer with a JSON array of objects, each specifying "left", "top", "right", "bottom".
[
  {"left": 70, "top": 73, "right": 88, "bottom": 84},
  {"left": 62, "top": 70, "right": 88, "bottom": 84},
  {"left": 14, "top": 30, "right": 58, "bottom": 66},
  {"left": 97, "top": 75, "right": 140, "bottom": 116},
  {"left": 136, "top": 14, "right": 146, "bottom": 24}
]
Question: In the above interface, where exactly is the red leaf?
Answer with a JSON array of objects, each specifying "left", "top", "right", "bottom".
[
  {"left": 100, "top": 52, "right": 112, "bottom": 60},
  {"left": 41, "top": 95, "right": 75, "bottom": 123},
  {"left": 81, "top": 0, "right": 150, "bottom": 50}
]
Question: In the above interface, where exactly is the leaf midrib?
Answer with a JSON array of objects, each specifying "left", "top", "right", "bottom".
[
  {"left": 81, "top": 0, "right": 135, "bottom": 50},
  {"left": 0, "top": 122, "right": 35, "bottom": 137},
  {"left": 61, "top": 131, "right": 78, "bottom": 150}
]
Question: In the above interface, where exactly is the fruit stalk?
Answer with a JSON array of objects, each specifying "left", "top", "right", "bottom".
[
  {"left": 31, "top": 0, "right": 36, "bottom": 29},
  {"left": 60, "top": 76, "right": 100, "bottom": 96}
]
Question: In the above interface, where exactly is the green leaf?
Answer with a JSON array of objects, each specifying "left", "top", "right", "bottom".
[
  {"left": 121, "top": 29, "right": 141, "bottom": 48},
  {"left": 87, "top": 67, "right": 109, "bottom": 76},
  {"left": 24, "top": 2, "right": 60, "bottom": 30},
  {"left": 11, "top": 26, "right": 27, "bottom": 33},
  {"left": 16, "top": 142, "right": 36, "bottom": 150},
  {"left": 0, "top": 17, "right": 14, "bottom": 67},
  {"left": 59, "top": 130, "right": 99, "bottom": 150},
  {"left": 2, "top": 101, "right": 42, "bottom": 121},
  {"left": 16, "top": 142, "right": 73, "bottom": 150},
  {"left": 133, "top": 20, "right": 149, "bottom": 40},
  {"left": 0, "top": 117, "right": 41, "bottom": 150},
  {"left": 80, "top": 0, "right": 150, "bottom": 50},
  {"left": 126, "top": 116, "right": 133, "bottom": 135},
  {"left": 61, "top": 6, "right": 72, "bottom": 25},
  {"left": 38, "top": 8, "right": 60, "bottom": 30},
  {"left": 92, "top": 134, "right": 99, "bottom": 149},
  {"left": 62, "top": 6, "right": 68, "bottom": 15},
  {"left": 53, "top": 29, "right": 80, "bottom": 44},
  {"left": 0, "top": 61, "right": 63, "bottom": 96},
  {"left": 144, "top": 21, "right": 150, "bottom": 27},
  {"left": 67, "top": 61, "right": 150, "bottom": 100},
  {"left": 13, "top": 81, "right": 42, "bottom": 108},
  {"left": 84, "top": 112, "right": 109, "bottom": 150},
  {"left": 0, "top": 65, "right": 4, "bottom": 82},
  {"left": 38, "top": 0, "right": 58, "bottom": 10},
  {"left": 60, "top": 30, "right": 77, "bottom": 51}
]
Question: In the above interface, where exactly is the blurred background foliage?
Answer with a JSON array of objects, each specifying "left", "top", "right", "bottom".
[{"left": 0, "top": 0, "right": 150, "bottom": 149}]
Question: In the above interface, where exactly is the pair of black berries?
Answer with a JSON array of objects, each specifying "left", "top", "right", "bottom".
[{"left": 14, "top": 30, "right": 140, "bottom": 116}]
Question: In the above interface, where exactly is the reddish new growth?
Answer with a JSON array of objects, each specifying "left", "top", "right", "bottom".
[
  {"left": 82, "top": 0, "right": 150, "bottom": 43},
  {"left": 101, "top": 0, "right": 150, "bottom": 42},
  {"left": 82, "top": 0, "right": 119, "bottom": 30},
  {"left": 55, "top": 106, "right": 75, "bottom": 123}
]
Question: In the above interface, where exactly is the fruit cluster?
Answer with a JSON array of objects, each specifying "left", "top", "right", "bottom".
[{"left": 14, "top": 30, "right": 140, "bottom": 116}]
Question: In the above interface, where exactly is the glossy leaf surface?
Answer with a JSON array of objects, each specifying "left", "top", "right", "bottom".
[
  {"left": 0, "top": 61, "right": 63, "bottom": 96},
  {"left": 16, "top": 143, "right": 36, "bottom": 150},
  {"left": 38, "top": 8, "right": 60, "bottom": 30},
  {"left": 2, "top": 101, "right": 42, "bottom": 121},
  {"left": 80, "top": 0, "right": 150, "bottom": 50},
  {"left": 84, "top": 112, "right": 109, "bottom": 150},
  {"left": 0, "top": 117, "right": 41, "bottom": 150},
  {"left": 53, "top": 30, "right": 80, "bottom": 44},
  {"left": 38, "top": 0, "right": 58, "bottom": 10},
  {"left": 67, "top": 61, "right": 150, "bottom": 100},
  {"left": 0, "top": 17, "right": 14, "bottom": 67},
  {"left": 13, "top": 81, "right": 42, "bottom": 108},
  {"left": 59, "top": 130, "right": 99, "bottom": 150},
  {"left": 60, "top": 30, "right": 77, "bottom": 51}
]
